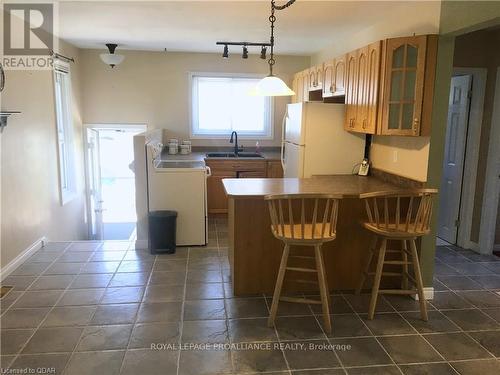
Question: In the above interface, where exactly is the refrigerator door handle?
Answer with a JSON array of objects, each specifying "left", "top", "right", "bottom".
[{"left": 281, "top": 109, "right": 288, "bottom": 172}]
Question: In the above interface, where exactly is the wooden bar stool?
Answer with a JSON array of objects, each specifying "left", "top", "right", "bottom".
[
  {"left": 355, "top": 189, "right": 438, "bottom": 320},
  {"left": 265, "top": 193, "right": 341, "bottom": 333}
]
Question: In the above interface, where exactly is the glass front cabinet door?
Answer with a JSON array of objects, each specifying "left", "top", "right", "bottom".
[{"left": 381, "top": 36, "right": 427, "bottom": 136}]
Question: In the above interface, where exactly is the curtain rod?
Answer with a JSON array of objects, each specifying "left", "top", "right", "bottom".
[{"left": 50, "top": 50, "right": 75, "bottom": 63}]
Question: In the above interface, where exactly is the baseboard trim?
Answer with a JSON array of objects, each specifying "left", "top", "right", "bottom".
[
  {"left": 134, "top": 239, "right": 148, "bottom": 250},
  {"left": 411, "top": 287, "right": 434, "bottom": 300},
  {"left": 1, "top": 237, "right": 46, "bottom": 281}
]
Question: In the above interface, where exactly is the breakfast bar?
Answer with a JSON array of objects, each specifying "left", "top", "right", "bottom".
[{"left": 223, "top": 175, "right": 423, "bottom": 296}]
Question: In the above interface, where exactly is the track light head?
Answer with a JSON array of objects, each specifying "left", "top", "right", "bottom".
[
  {"left": 260, "top": 46, "right": 267, "bottom": 59},
  {"left": 222, "top": 45, "right": 229, "bottom": 59},
  {"left": 242, "top": 46, "right": 248, "bottom": 59}
]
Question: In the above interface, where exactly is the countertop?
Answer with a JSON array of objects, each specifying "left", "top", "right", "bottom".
[
  {"left": 159, "top": 149, "right": 281, "bottom": 162},
  {"left": 222, "top": 175, "right": 402, "bottom": 198}
]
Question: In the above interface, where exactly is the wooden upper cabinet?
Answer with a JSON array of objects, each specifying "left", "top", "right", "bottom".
[
  {"left": 322, "top": 60, "right": 335, "bottom": 97},
  {"left": 380, "top": 35, "right": 433, "bottom": 136},
  {"left": 302, "top": 69, "right": 310, "bottom": 101},
  {"left": 292, "top": 73, "right": 302, "bottom": 103},
  {"left": 322, "top": 56, "right": 346, "bottom": 98},
  {"left": 308, "top": 64, "right": 324, "bottom": 91},
  {"left": 344, "top": 51, "right": 358, "bottom": 131},
  {"left": 333, "top": 55, "right": 346, "bottom": 96}
]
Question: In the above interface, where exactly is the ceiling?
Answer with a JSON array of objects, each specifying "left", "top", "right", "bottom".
[{"left": 58, "top": 1, "right": 416, "bottom": 56}]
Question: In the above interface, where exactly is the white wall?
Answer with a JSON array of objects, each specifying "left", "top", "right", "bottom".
[
  {"left": 311, "top": 1, "right": 441, "bottom": 182},
  {"left": 1, "top": 40, "right": 87, "bottom": 269},
  {"left": 80, "top": 50, "right": 310, "bottom": 147}
]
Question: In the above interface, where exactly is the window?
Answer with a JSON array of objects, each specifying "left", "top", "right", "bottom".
[
  {"left": 191, "top": 74, "right": 273, "bottom": 138},
  {"left": 53, "top": 61, "right": 76, "bottom": 205}
]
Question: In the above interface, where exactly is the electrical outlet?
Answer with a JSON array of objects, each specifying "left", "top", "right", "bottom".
[{"left": 393, "top": 150, "right": 398, "bottom": 163}]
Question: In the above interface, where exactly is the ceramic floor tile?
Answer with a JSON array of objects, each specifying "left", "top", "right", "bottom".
[
  {"left": 468, "top": 330, "right": 500, "bottom": 357},
  {"left": 1, "top": 276, "right": 37, "bottom": 291},
  {"left": 346, "top": 366, "right": 401, "bottom": 375},
  {"left": 232, "top": 346, "right": 288, "bottom": 373},
  {"left": 57, "top": 289, "right": 105, "bottom": 306},
  {"left": 100, "top": 287, "right": 144, "bottom": 304},
  {"left": 89, "top": 251, "right": 126, "bottom": 262},
  {"left": 377, "top": 335, "right": 443, "bottom": 364},
  {"left": 69, "top": 274, "right": 113, "bottom": 289},
  {"left": 181, "top": 319, "right": 229, "bottom": 344},
  {"left": 1, "top": 308, "right": 50, "bottom": 328},
  {"left": 9, "top": 353, "right": 70, "bottom": 375},
  {"left": 11, "top": 263, "right": 51, "bottom": 276},
  {"left": 13, "top": 290, "right": 64, "bottom": 308},
  {"left": 361, "top": 313, "right": 417, "bottom": 335},
  {"left": 136, "top": 302, "right": 183, "bottom": 323},
  {"left": 28, "top": 275, "right": 75, "bottom": 290},
  {"left": 178, "top": 349, "right": 232, "bottom": 375},
  {"left": 148, "top": 271, "right": 187, "bottom": 286},
  {"left": 0, "top": 329, "right": 35, "bottom": 355},
  {"left": 43, "top": 263, "right": 85, "bottom": 275},
  {"left": 450, "top": 359, "right": 500, "bottom": 375},
  {"left": 442, "top": 309, "right": 500, "bottom": 331},
  {"left": 228, "top": 318, "right": 278, "bottom": 343},
  {"left": 116, "top": 261, "right": 154, "bottom": 273},
  {"left": 423, "top": 332, "right": 493, "bottom": 361},
  {"left": 42, "top": 306, "right": 97, "bottom": 327},
  {"left": 225, "top": 297, "right": 269, "bottom": 319},
  {"left": 185, "top": 282, "right": 224, "bottom": 300},
  {"left": 80, "top": 261, "right": 120, "bottom": 274},
  {"left": 121, "top": 348, "right": 178, "bottom": 375},
  {"left": 142, "top": 285, "right": 184, "bottom": 302},
  {"left": 275, "top": 316, "right": 326, "bottom": 341},
  {"left": 129, "top": 322, "right": 181, "bottom": 349},
  {"left": 329, "top": 337, "right": 392, "bottom": 367},
  {"left": 22, "top": 327, "right": 83, "bottom": 354},
  {"left": 456, "top": 291, "right": 500, "bottom": 308},
  {"left": 399, "top": 362, "right": 459, "bottom": 375},
  {"left": 283, "top": 340, "right": 340, "bottom": 370},
  {"left": 90, "top": 303, "right": 139, "bottom": 325},
  {"left": 183, "top": 299, "right": 226, "bottom": 320},
  {"left": 64, "top": 350, "right": 125, "bottom": 375},
  {"left": 402, "top": 310, "right": 461, "bottom": 333},
  {"left": 108, "top": 272, "right": 150, "bottom": 287},
  {"left": 76, "top": 324, "right": 133, "bottom": 351}
]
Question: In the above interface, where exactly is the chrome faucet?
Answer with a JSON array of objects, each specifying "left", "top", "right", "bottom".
[{"left": 229, "top": 131, "right": 239, "bottom": 156}]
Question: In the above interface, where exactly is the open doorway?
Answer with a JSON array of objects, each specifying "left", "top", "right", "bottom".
[
  {"left": 438, "top": 26, "right": 500, "bottom": 255},
  {"left": 84, "top": 124, "right": 147, "bottom": 240}
]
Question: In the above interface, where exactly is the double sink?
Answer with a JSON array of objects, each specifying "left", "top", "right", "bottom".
[{"left": 206, "top": 152, "right": 264, "bottom": 158}]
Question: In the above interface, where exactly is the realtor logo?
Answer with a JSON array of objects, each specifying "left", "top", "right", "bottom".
[{"left": 2, "top": 2, "right": 56, "bottom": 69}]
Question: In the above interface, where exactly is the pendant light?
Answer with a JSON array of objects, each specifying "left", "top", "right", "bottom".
[
  {"left": 100, "top": 43, "right": 125, "bottom": 68},
  {"left": 253, "top": 0, "right": 296, "bottom": 97}
]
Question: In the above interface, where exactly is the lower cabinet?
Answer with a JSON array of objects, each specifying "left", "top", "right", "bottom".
[
  {"left": 267, "top": 160, "right": 284, "bottom": 178},
  {"left": 206, "top": 159, "right": 272, "bottom": 214}
]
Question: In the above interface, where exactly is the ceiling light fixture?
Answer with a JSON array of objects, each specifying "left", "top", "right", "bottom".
[
  {"left": 253, "top": 0, "right": 296, "bottom": 96},
  {"left": 222, "top": 44, "right": 229, "bottom": 58},
  {"left": 100, "top": 43, "right": 125, "bottom": 68},
  {"left": 242, "top": 46, "right": 249, "bottom": 59}
]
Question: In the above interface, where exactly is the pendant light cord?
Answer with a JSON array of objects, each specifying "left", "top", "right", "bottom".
[{"left": 268, "top": 0, "right": 296, "bottom": 76}]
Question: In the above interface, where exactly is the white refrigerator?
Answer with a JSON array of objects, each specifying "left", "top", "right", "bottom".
[{"left": 281, "top": 102, "right": 366, "bottom": 178}]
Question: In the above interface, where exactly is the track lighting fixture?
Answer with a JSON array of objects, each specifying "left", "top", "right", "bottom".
[
  {"left": 260, "top": 46, "right": 267, "bottom": 60},
  {"left": 215, "top": 1, "right": 296, "bottom": 96},
  {"left": 222, "top": 45, "right": 229, "bottom": 59}
]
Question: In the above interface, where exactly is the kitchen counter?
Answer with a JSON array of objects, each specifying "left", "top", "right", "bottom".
[
  {"left": 159, "top": 149, "right": 281, "bottom": 161},
  {"left": 223, "top": 175, "right": 399, "bottom": 198},
  {"left": 222, "top": 175, "right": 419, "bottom": 296}
]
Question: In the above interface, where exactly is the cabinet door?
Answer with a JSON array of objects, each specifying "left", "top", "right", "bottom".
[
  {"left": 333, "top": 55, "right": 346, "bottom": 96},
  {"left": 315, "top": 64, "right": 324, "bottom": 91},
  {"left": 344, "top": 51, "right": 358, "bottom": 131},
  {"left": 355, "top": 46, "right": 369, "bottom": 132},
  {"left": 308, "top": 68, "right": 317, "bottom": 91},
  {"left": 322, "top": 61, "right": 335, "bottom": 98},
  {"left": 302, "top": 70, "right": 310, "bottom": 102},
  {"left": 207, "top": 170, "right": 236, "bottom": 214},
  {"left": 381, "top": 36, "right": 427, "bottom": 135},
  {"left": 267, "top": 161, "right": 284, "bottom": 178},
  {"left": 365, "top": 41, "right": 381, "bottom": 134},
  {"left": 291, "top": 74, "right": 299, "bottom": 103}
]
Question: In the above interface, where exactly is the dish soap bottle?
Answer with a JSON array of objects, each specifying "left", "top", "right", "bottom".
[{"left": 255, "top": 141, "right": 261, "bottom": 154}]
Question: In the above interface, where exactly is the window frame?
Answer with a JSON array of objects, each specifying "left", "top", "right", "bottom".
[
  {"left": 189, "top": 72, "right": 274, "bottom": 140},
  {"left": 53, "top": 60, "right": 77, "bottom": 206}
]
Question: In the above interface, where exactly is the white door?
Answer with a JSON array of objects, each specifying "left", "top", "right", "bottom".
[
  {"left": 283, "top": 142, "right": 305, "bottom": 178},
  {"left": 285, "top": 103, "right": 305, "bottom": 145},
  {"left": 86, "top": 128, "right": 104, "bottom": 240},
  {"left": 438, "top": 75, "right": 472, "bottom": 243}
]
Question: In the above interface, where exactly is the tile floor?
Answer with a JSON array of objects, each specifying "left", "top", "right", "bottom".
[{"left": 1, "top": 217, "right": 500, "bottom": 374}]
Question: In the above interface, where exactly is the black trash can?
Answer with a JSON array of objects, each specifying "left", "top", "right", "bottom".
[{"left": 148, "top": 210, "right": 177, "bottom": 254}]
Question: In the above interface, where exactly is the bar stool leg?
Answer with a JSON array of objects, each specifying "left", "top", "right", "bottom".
[
  {"left": 409, "top": 239, "right": 428, "bottom": 321},
  {"left": 315, "top": 244, "right": 331, "bottom": 333},
  {"left": 401, "top": 240, "right": 409, "bottom": 290},
  {"left": 355, "top": 235, "right": 378, "bottom": 295},
  {"left": 268, "top": 244, "right": 290, "bottom": 328},
  {"left": 368, "top": 238, "right": 387, "bottom": 320}
]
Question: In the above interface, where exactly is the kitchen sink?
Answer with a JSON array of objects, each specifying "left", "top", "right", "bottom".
[
  {"left": 205, "top": 152, "right": 264, "bottom": 158},
  {"left": 237, "top": 152, "right": 264, "bottom": 158},
  {"left": 206, "top": 152, "right": 237, "bottom": 158}
]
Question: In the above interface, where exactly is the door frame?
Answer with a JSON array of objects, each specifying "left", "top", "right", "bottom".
[
  {"left": 479, "top": 67, "right": 500, "bottom": 254},
  {"left": 83, "top": 123, "right": 147, "bottom": 240},
  {"left": 452, "top": 68, "right": 487, "bottom": 251}
]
